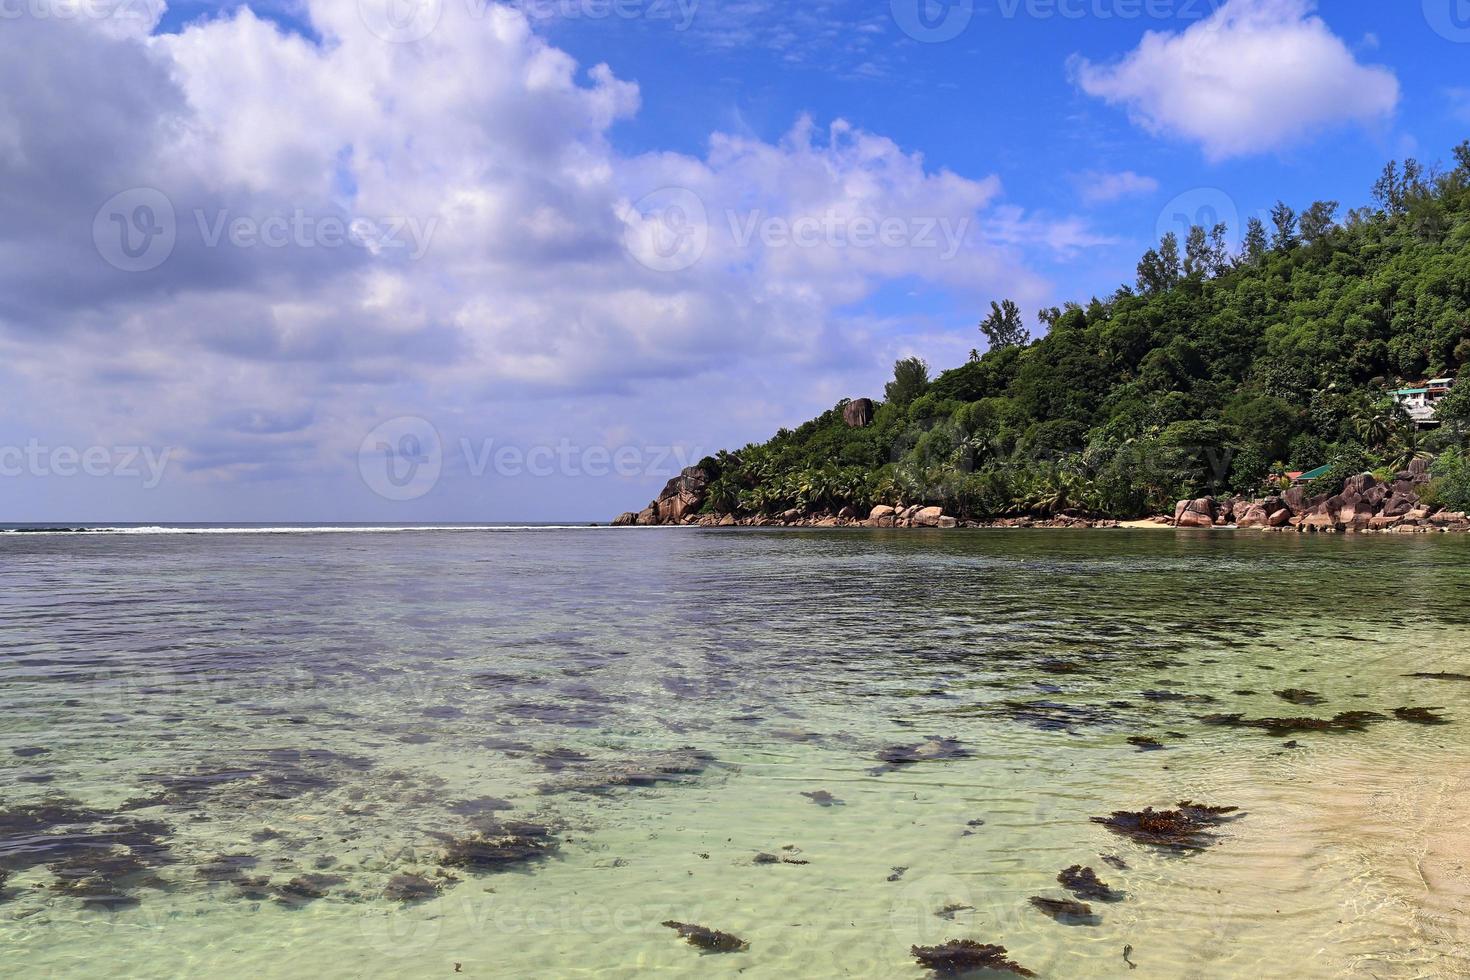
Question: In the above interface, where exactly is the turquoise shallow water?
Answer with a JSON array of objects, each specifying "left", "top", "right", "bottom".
[{"left": 2, "top": 527, "right": 1469, "bottom": 978}]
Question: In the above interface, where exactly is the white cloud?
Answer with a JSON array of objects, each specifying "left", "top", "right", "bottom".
[
  {"left": 1070, "top": 0, "right": 1399, "bottom": 161},
  {"left": 1075, "top": 170, "right": 1160, "bottom": 206},
  {"left": 0, "top": 0, "right": 1107, "bottom": 517}
]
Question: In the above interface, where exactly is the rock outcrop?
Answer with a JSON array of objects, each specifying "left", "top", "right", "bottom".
[
  {"left": 1171, "top": 472, "right": 1468, "bottom": 535},
  {"left": 842, "top": 398, "right": 875, "bottom": 428},
  {"left": 611, "top": 466, "right": 714, "bottom": 526}
]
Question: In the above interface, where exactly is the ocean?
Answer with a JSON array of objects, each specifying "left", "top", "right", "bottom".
[{"left": 2, "top": 526, "right": 1468, "bottom": 977}]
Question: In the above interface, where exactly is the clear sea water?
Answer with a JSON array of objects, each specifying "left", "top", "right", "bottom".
[{"left": 2, "top": 526, "right": 1469, "bottom": 978}]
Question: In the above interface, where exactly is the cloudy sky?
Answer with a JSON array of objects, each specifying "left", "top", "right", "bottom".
[{"left": 1, "top": 0, "right": 1466, "bottom": 522}]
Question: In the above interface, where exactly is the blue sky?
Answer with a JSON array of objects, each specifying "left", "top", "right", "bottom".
[{"left": 1, "top": 0, "right": 1468, "bottom": 522}]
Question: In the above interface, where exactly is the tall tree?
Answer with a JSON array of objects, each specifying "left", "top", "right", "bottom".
[
  {"left": 1269, "top": 201, "right": 1299, "bottom": 251},
  {"left": 1183, "top": 225, "right": 1210, "bottom": 278},
  {"left": 1136, "top": 247, "right": 1165, "bottom": 295},
  {"left": 1242, "top": 217, "right": 1268, "bottom": 264},
  {"left": 884, "top": 356, "right": 930, "bottom": 407},
  {"left": 1373, "top": 161, "right": 1404, "bottom": 215},
  {"left": 1299, "top": 200, "right": 1339, "bottom": 247},
  {"left": 1158, "top": 232, "right": 1183, "bottom": 284},
  {"left": 979, "top": 299, "right": 1031, "bottom": 350},
  {"left": 1208, "top": 223, "right": 1231, "bottom": 277}
]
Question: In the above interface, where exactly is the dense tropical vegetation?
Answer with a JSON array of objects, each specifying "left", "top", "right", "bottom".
[{"left": 698, "top": 141, "right": 1470, "bottom": 520}]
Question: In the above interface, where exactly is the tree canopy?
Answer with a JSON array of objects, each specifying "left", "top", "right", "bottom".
[{"left": 695, "top": 141, "right": 1470, "bottom": 520}]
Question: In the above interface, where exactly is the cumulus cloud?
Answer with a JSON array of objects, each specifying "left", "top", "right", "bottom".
[
  {"left": 1070, "top": 0, "right": 1399, "bottom": 161},
  {"left": 0, "top": 0, "right": 1102, "bottom": 517}
]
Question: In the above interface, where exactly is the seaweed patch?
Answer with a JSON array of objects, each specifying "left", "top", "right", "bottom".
[
  {"left": 1058, "top": 865, "right": 1123, "bottom": 902},
  {"left": 1091, "top": 801, "right": 1241, "bottom": 852},
  {"left": 1029, "top": 896, "right": 1099, "bottom": 925},
  {"left": 661, "top": 920, "right": 748, "bottom": 953},
  {"left": 910, "top": 940, "right": 1035, "bottom": 977}
]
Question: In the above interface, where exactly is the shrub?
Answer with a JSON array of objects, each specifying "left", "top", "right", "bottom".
[{"left": 1427, "top": 449, "right": 1470, "bottom": 511}]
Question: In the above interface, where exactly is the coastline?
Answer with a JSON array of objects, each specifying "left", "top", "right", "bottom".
[{"left": 613, "top": 464, "right": 1470, "bottom": 535}]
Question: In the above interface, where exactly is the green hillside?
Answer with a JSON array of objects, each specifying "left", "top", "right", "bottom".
[{"left": 697, "top": 141, "right": 1470, "bottom": 521}]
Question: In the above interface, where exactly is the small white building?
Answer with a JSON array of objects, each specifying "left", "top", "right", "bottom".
[{"left": 1391, "top": 378, "right": 1455, "bottom": 427}]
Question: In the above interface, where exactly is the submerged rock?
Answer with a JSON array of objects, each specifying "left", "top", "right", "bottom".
[
  {"left": 1274, "top": 689, "right": 1326, "bottom": 706},
  {"left": 1201, "top": 711, "right": 1387, "bottom": 736},
  {"left": 1029, "top": 896, "right": 1099, "bottom": 925},
  {"left": 196, "top": 853, "right": 259, "bottom": 883},
  {"left": 384, "top": 873, "right": 442, "bottom": 902},
  {"left": 875, "top": 736, "right": 970, "bottom": 767},
  {"left": 1000, "top": 700, "right": 1118, "bottom": 732},
  {"left": 661, "top": 920, "right": 748, "bottom": 953},
  {"left": 274, "top": 873, "right": 345, "bottom": 906},
  {"left": 0, "top": 796, "right": 176, "bottom": 909},
  {"left": 439, "top": 821, "right": 559, "bottom": 873},
  {"left": 801, "top": 790, "right": 843, "bottom": 807},
  {"left": 1394, "top": 706, "right": 1450, "bottom": 725},
  {"left": 1091, "top": 801, "right": 1241, "bottom": 853},
  {"left": 537, "top": 747, "right": 714, "bottom": 795},
  {"left": 1058, "top": 865, "right": 1124, "bottom": 902},
  {"left": 910, "top": 940, "right": 1035, "bottom": 977}
]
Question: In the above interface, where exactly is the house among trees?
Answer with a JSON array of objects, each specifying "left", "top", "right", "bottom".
[
  {"left": 1391, "top": 378, "right": 1456, "bottom": 427},
  {"left": 1285, "top": 464, "right": 1332, "bottom": 486}
]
